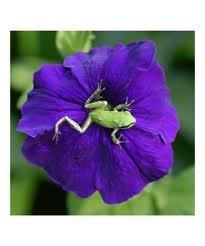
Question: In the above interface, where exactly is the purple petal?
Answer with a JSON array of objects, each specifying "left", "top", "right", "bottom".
[
  {"left": 33, "top": 64, "right": 90, "bottom": 104},
  {"left": 63, "top": 46, "right": 113, "bottom": 92},
  {"left": 103, "top": 58, "right": 179, "bottom": 144},
  {"left": 132, "top": 85, "right": 180, "bottom": 143},
  {"left": 22, "top": 124, "right": 101, "bottom": 198},
  {"left": 22, "top": 119, "right": 173, "bottom": 204},
  {"left": 116, "top": 60, "right": 166, "bottom": 103},
  {"left": 17, "top": 64, "right": 88, "bottom": 137},
  {"left": 95, "top": 128, "right": 172, "bottom": 204},
  {"left": 95, "top": 148, "right": 147, "bottom": 204},
  {"left": 124, "top": 127, "right": 173, "bottom": 180},
  {"left": 101, "top": 41, "right": 156, "bottom": 103}
]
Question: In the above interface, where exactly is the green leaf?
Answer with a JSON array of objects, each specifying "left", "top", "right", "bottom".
[
  {"left": 16, "top": 87, "right": 32, "bottom": 109},
  {"left": 10, "top": 116, "right": 34, "bottom": 215},
  {"left": 10, "top": 115, "right": 27, "bottom": 171},
  {"left": 67, "top": 183, "right": 157, "bottom": 215},
  {"left": 16, "top": 31, "right": 40, "bottom": 57},
  {"left": 167, "top": 72, "right": 194, "bottom": 143},
  {"left": 160, "top": 167, "right": 195, "bottom": 215},
  {"left": 56, "top": 31, "right": 95, "bottom": 57},
  {"left": 10, "top": 116, "right": 45, "bottom": 215},
  {"left": 10, "top": 175, "right": 38, "bottom": 215},
  {"left": 11, "top": 57, "right": 51, "bottom": 108},
  {"left": 11, "top": 57, "right": 45, "bottom": 92},
  {"left": 151, "top": 175, "right": 171, "bottom": 211}
]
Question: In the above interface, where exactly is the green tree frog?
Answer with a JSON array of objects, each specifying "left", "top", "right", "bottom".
[{"left": 53, "top": 81, "right": 136, "bottom": 145}]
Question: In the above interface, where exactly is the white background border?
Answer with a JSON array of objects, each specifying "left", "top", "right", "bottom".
[{"left": 0, "top": 0, "right": 204, "bottom": 245}]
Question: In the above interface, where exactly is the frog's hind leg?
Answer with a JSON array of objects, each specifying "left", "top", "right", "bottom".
[
  {"left": 53, "top": 116, "right": 92, "bottom": 143},
  {"left": 111, "top": 128, "right": 129, "bottom": 146}
]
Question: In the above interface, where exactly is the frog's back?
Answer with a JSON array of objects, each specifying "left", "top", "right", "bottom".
[{"left": 90, "top": 110, "right": 135, "bottom": 129}]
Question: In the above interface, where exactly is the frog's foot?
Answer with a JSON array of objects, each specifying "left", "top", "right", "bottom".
[
  {"left": 85, "top": 79, "right": 105, "bottom": 105},
  {"left": 111, "top": 129, "right": 129, "bottom": 146},
  {"left": 96, "top": 79, "right": 105, "bottom": 97},
  {"left": 52, "top": 128, "right": 61, "bottom": 144},
  {"left": 123, "top": 97, "right": 135, "bottom": 111},
  {"left": 116, "top": 134, "right": 129, "bottom": 146}
]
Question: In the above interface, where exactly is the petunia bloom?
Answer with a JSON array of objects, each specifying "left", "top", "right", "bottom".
[{"left": 17, "top": 40, "right": 180, "bottom": 204}]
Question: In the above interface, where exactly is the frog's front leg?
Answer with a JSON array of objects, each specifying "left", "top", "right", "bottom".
[
  {"left": 111, "top": 128, "right": 129, "bottom": 146},
  {"left": 53, "top": 116, "right": 92, "bottom": 143},
  {"left": 85, "top": 79, "right": 105, "bottom": 105},
  {"left": 113, "top": 97, "right": 134, "bottom": 111},
  {"left": 85, "top": 100, "right": 108, "bottom": 109}
]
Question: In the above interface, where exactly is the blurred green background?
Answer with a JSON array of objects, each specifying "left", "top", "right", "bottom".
[{"left": 10, "top": 31, "right": 195, "bottom": 215}]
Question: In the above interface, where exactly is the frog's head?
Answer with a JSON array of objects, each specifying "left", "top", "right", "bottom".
[{"left": 124, "top": 111, "right": 136, "bottom": 129}]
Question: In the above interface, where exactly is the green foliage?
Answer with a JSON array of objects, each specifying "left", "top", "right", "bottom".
[
  {"left": 10, "top": 116, "right": 44, "bottom": 215},
  {"left": 56, "top": 31, "right": 95, "bottom": 57},
  {"left": 11, "top": 57, "right": 49, "bottom": 108},
  {"left": 16, "top": 31, "right": 40, "bottom": 57},
  {"left": 160, "top": 167, "right": 195, "bottom": 215},
  {"left": 167, "top": 72, "right": 194, "bottom": 143},
  {"left": 10, "top": 118, "right": 30, "bottom": 165},
  {"left": 68, "top": 185, "right": 156, "bottom": 215},
  {"left": 67, "top": 167, "right": 194, "bottom": 215},
  {"left": 10, "top": 175, "right": 38, "bottom": 215}
]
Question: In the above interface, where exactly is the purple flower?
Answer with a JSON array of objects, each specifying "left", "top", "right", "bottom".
[{"left": 17, "top": 40, "right": 180, "bottom": 204}]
